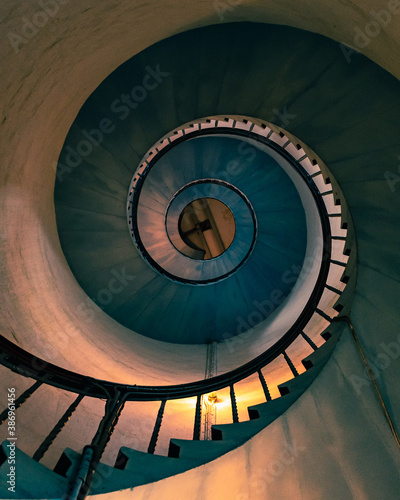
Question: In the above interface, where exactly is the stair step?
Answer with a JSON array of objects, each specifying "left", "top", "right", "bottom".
[
  {"left": 278, "top": 331, "right": 341, "bottom": 396},
  {"left": 248, "top": 332, "right": 342, "bottom": 419},
  {"left": 168, "top": 438, "right": 236, "bottom": 464},
  {"left": 301, "top": 329, "right": 341, "bottom": 370},
  {"left": 0, "top": 440, "right": 68, "bottom": 498},
  {"left": 115, "top": 447, "right": 195, "bottom": 482},
  {"left": 211, "top": 417, "right": 271, "bottom": 443},
  {"left": 247, "top": 390, "right": 303, "bottom": 422},
  {"left": 54, "top": 448, "right": 144, "bottom": 494}
]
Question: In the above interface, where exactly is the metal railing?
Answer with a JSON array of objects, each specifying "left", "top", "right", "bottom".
[{"left": 0, "top": 116, "right": 353, "bottom": 498}]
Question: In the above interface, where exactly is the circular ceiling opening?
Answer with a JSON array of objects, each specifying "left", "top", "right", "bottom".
[{"left": 177, "top": 198, "right": 236, "bottom": 260}]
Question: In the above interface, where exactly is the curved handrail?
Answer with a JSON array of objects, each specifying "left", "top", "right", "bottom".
[{"left": 0, "top": 121, "right": 335, "bottom": 402}]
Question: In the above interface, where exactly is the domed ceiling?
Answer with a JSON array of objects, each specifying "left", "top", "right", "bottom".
[{"left": 54, "top": 23, "right": 318, "bottom": 344}]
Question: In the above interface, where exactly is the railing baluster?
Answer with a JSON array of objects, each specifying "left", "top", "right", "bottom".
[
  {"left": 331, "top": 259, "right": 346, "bottom": 267},
  {"left": 33, "top": 393, "right": 84, "bottom": 462},
  {"left": 300, "top": 331, "right": 318, "bottom": 351},
  {"left": 0, "top": 380, "right": 42, "bottom": 425},
  {"left": 325, "top": 284, "right": 342, "bottom": 295},
  {"left": 315, "top": 308, "right": 333, "bottom": 323},
  {"left": 78, "top": 391, "right": 126, "bottom": 499},
  {"left": 147, "top": 399, "right": 166, "bottom": 454},
  {"left": 257, "top": 370, "right": 271, "bottom": 402},
  {"left": 230, "top": 384, "right": 239, "bottom": 423},
  {"left": 68, "top": 446, "right": 93, "bottom": 500},
  {"left": 283, "top": 352, "right": 299, "bottom": 377},
  {"left": 193, "top": 395, "right": 202, "bottom": 441}
]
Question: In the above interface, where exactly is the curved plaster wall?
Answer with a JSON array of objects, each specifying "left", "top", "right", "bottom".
[
  {"left": 98, "top": 328, "right": 400, "bottom": 500},
  {"left": 0, "top": 18, "right": 334, "bottom": 385},
  {"left": 0, "top": 1, "right": 400, "bottom": 493},
  {"left": 0, "top": 0, "right": 399, "bottom": 384}
]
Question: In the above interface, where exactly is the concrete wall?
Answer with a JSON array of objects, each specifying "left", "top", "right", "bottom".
[
  {"left": 95, "top": 330, "right": 400, "bottom": 499},
  {"left": 1, "top": 0, "right": 400, "bottom": 380},
  {"left": 0, "top": 0, "right": 400, "bottom": 496}
]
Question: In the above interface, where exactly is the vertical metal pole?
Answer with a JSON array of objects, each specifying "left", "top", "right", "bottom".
[
  {"left": 315, "top": 308, "right": 333, "bottom": 323},
  {"left": 78, "top": 392, "right": 125, "bottom": 499},
  {"left": 0, "top": 380, "right": 42, "bottom": 425},
  {"left": 147, "top": 400, "right": 166, "bottom": 454},
  {"left": 283, "top": 352, "right": 299, "bottom": 377},
  {"left": 67, "top": 446, "right": 93, "bottom": 500},
  {"left": 300, "top": 331, "right": 318, "bottom": 351},
  {"left": 230, "top": 384, "right": 239, "bottom": 423},
  {"left": 33, "top": 394, "right": 84, "bottom": 462},
  {"left": 325, "top": 284, "right": 343, "bottom": 295},
  {"left": 331, "top": 259, "right": 346, "bottom": 267},
  {"left": 193, "top": 395, "right": 202, "bottom": 441},
  {"left": 257, "top": 370, "right": 271, "bottom": 402},
  {"left": 203, "top": 341, "right": 218, "bottom": 440}
]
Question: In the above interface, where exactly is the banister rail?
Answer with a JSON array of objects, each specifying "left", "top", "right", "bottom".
[
  {"left": 0, "top": 118, "right": 339, "bottom": 403},
  {"left": 0, "top": 116, "right": 355, "bottom": 498}
]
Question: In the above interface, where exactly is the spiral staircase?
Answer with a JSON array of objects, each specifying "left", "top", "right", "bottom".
[{"left": 1, "top": 3, "right": 400, "bottom": 500}]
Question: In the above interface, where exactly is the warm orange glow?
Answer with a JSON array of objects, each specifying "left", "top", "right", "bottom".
[{"left": 204, "top": 392, "right": 222, "bottom": 407}]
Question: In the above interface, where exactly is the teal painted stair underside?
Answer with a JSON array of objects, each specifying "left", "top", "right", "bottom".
[
  {"left": 0, "top": 329, "right": 341, "bottom": 497},
  {"left": 54, "top": 24, "right": 313, "bottom": 344},
  {"left": 54, "top": 21, "right": 400, "bottom": 346}
]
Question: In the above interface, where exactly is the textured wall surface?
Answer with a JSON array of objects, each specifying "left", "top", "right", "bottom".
[
  {"left": 95, "top": 331, "right": 400, "bottom": 499},
  {"left": 1, "top": 0, "right": 399, "bottom": 392},
  {"left": 0, "top": 0, "right": 400, "bottom": 497}
]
